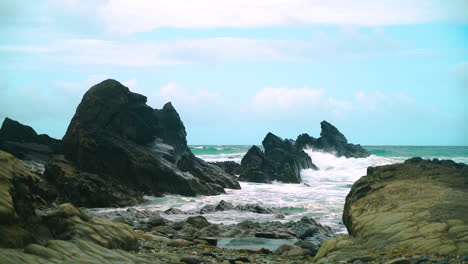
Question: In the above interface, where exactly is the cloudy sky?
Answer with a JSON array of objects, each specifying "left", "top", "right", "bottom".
[{"left": 1, "top": 0, "right": 467, "bottom": 145}]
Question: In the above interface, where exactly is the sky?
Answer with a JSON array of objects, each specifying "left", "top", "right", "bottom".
[{"left": 0, "top": 0, "right": 467, "bottom": 145}]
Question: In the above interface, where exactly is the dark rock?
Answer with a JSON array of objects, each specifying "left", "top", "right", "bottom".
[
  {"left": 234, "top": 203, "right": 280, "bottom": 214},
  {"left": 164, "top": 207, "right": 185, "bottom": 214},
  {"left": 185, "top": 216, "right": 210, "bottom": 229},
  {"left": 180, "top": 256, "right": 204, "bottom": 264},
  {"left": 199, "top": 204, "right": 216, "bottom": 214},
  {"left": 43, "top": 155, "right": 143, "bottom": 207},
  {"left": 209, "top": 161, "right": 242, "bottom": 176},
  {"left": 295, "top": 121, "right": 370, "bottom": 158},
  {"left": 61, "top": 79, "right": 240, "bottom": 199},
  {"left": 0, "top": 117, "right": 62, "bottom": 164},
  {"left": 216, "top": 200, "right": 235, "bottom": 211},
  {"left": 294, "top": 240, "right": 319, "bottom": 255},
  {"left": 200, "top": 200, "right": 235, "bottom": 214},
  {"left": 239, "top": 133, "right": 317, "bottom": 183}
]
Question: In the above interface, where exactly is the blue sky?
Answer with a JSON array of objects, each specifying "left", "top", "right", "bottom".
[{"left": 1, "top": 0, "right": 467, "bottom": 145}]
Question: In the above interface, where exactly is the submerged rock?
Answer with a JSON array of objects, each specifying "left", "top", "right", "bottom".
[
  {"left": 315, "top": 158, "right": 468, "bottom": 263},
  {"left": 295, "top": 121, "right": 370, "bottom": 158},
  {"left": 62, "top": 79, "right": 239, "bottom": 198},
  {"left": 239, "top": 133, "right": 317, "bottom": 183}
]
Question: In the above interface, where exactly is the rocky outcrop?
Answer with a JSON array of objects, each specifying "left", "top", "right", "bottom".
[
  {"left": 61, "top": 79, "right": 239, "bottom": 198},
  {"left": 0, "top": 117, "right": 62, "bottom": 163},
  {"left": 0, "top": 151, "right": 149, "bottom": 263},
  {"left": 44, "top": 155, "right": 143, "bottom": 207},
  {"left": 239, "top": 133, "right": 316, "bottom": 183},
  {"left": 314, "top": 158, "right": 468, "bottom": 263},
  {"left": 209, "top": 161, "right": 242, "bottom": 176},
  {"left": 295, "top": 121, "right": 370, "bottom": 158}
]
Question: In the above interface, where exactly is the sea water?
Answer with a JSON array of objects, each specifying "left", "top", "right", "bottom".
[{"left": 100, "top": 145, "right": 468, "bottom": 234}]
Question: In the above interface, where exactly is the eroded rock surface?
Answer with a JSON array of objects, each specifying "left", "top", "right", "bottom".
[{"left": 314, "top": 158, "right": 468, "bottom": 263}]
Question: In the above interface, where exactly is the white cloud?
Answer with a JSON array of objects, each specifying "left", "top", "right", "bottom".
[
  {"left": 251, "top": 87, "right": 325, "bottom": 112},
  {"left": 355, "top": 90, "right": 413, "bottom": 110},
  {"left": 123, "top": 78, "right": 139, "bottom": 90},
  {"left": 99, "top": 0, "right": 468, "bottom": 33},
  {"left": 154, "top": 82, "right": 219, "bottom": 107},
  {"left": 2, "top": 30, "right": 401, "bottom": 68}
]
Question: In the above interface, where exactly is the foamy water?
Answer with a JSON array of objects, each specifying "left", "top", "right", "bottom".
[{"left": 97, "top": 146, "right": 468, "bottom": 234}]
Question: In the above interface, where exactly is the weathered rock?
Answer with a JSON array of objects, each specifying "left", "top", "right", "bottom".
[
  {"left": 42, "top": 203, "right": 139, "bottom": 251},
  {"left": 295, "top": 121, "right": 370, "bottom": 158},
  {"left": 0, "top": 150, "right": 43, "bottom": 248},
  {"left": 62, "top": 79, "right": 239, "bottom": 198},
  {"left": 209, "top": 161, "right": 242, "bottom": 176},
  {"left": 44, "top": 155, "right": 143, "bottom": 207},
  {"left": 0, "top": 118, "right": 62, "bottom": 164},
  {"left": 0, "top": 239, "right": 151, "bottom": 264},
  {"left": 167, "top": 239, "right": 192, "bottom": 247},
  {"left": 239, "top": 133, "right": 316, "bottom": 183},
  {"left": 315, "top": 158, "right": 468, "bottom": 263},
  {"left": 274, "top": 243, "right": 312, "bottom": 257}
]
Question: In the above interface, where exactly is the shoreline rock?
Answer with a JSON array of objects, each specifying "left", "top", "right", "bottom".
[{"left": 314, "top": 157, "right": 468, "bottom": 263}]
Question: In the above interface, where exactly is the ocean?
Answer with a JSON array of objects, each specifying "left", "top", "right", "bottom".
[{"left": 99, "top": 145, "right": 468, "bottom": 234}]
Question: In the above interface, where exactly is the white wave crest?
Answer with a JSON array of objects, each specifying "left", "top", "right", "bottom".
[{"left": 301, "top": 149, "right": 399, "bottom": 183}]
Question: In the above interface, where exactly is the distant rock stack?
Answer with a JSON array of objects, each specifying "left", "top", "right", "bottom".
[
  {"left": 239, "top": 133, "right": 317, "bottom": 183},
  {"left": 236, "top": 121, "right": 369, "bottom": 184},
  {"left": 295, "top": 121, "right": 370, "bottom": 158}
]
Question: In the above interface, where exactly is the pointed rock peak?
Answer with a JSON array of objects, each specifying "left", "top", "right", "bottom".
[
  {"left": 263, "top": 132, "right": 283, "bottom": 143},
  {"left": 320, "top": 120, "right": 347, "bottom": 143},
  {"left": 244, "top": 145, "right": 264, "bottom": 159},
  {"left": 163, "top": 102, "right": 176, "bottom": 111},
  {"left": 0, "top": 117, "right": 38, "bottom": 142}
]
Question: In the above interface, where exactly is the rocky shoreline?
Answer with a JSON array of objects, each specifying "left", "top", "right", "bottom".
[{"left": 0, "top": 79, "right": 467, "bottom": 263}]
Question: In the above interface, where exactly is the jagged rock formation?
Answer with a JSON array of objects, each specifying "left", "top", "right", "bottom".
[
  {"left": 239, "top": 133, "right": 316, "bottom": 183},
  {"left": 61, "top": 79, "right": 239, "bottom": 198},
  {"left": 314, "top": 158, "right": 468, "bottom": 263},
  {"left": 0, "top": 117, "right": 62, "bottom": 163},
  {"left": 295, "top": 121, "right": 370, "bottom": 158}
]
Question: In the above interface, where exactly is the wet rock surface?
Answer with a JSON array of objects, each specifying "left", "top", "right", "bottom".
[
  {"left": 314, "top": 158, "right": 468, "bottom": 263},
  {"left": 239, "top": 133, "right": 317, "bottom": 183}
]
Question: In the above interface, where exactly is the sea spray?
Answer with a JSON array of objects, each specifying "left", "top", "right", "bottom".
[{"left": 96, "top": 146, "right": 468, "bottom": 234}]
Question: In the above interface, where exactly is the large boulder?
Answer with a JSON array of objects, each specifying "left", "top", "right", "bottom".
[
  {"left": 0, "top": 118, "right": 62, "bottom": 163},
  {"left": 61, "top": 79, "right": 239, "bottom": 197},
  {"left": 314, "top": 158, "right": 468, "bottom": 263},
  {"left": 239, "top": 133, "right": 316, "bottom": 183},
  {"left": 295, "top": 121, "right": 370, "bottom": 158}
]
